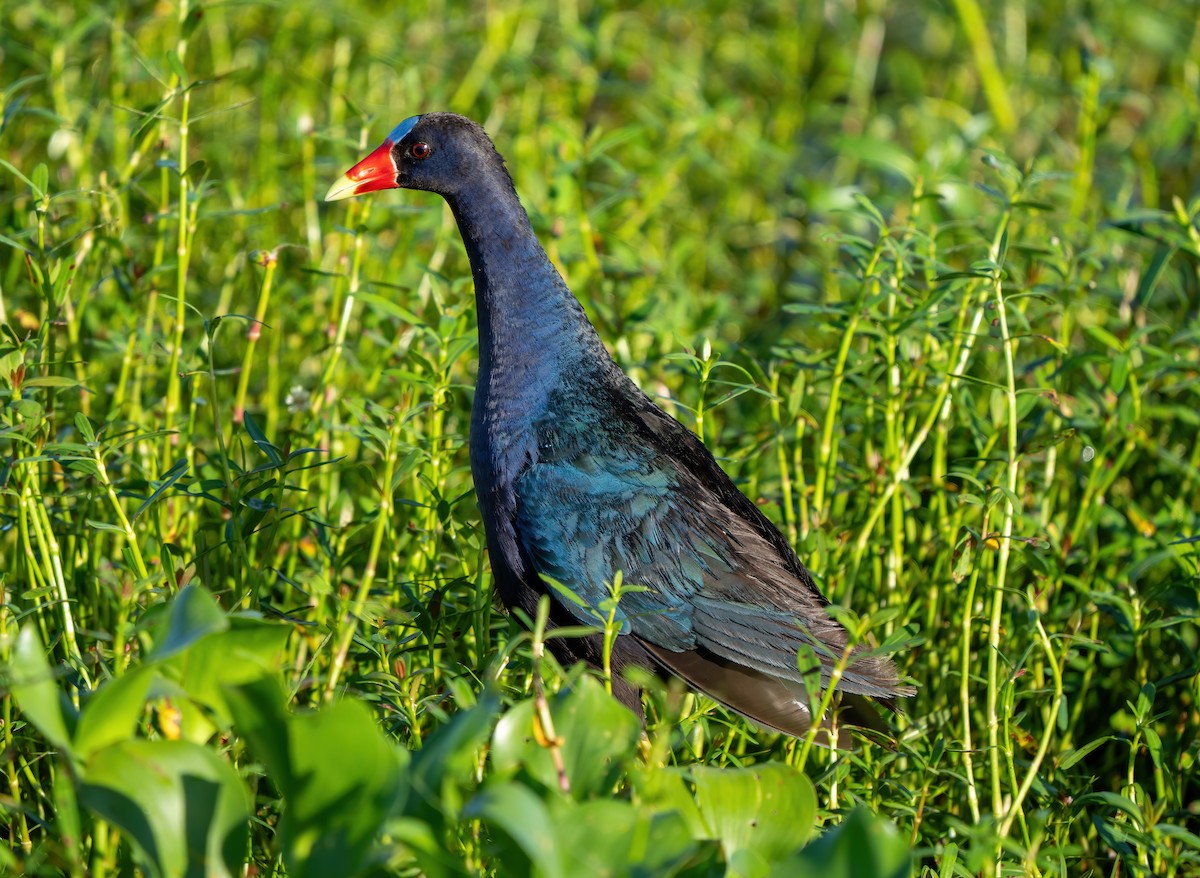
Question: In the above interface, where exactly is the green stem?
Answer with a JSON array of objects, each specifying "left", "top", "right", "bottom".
[
  {"left": 984, "top": 202, "right": 1017, "bottom": 843},
  {"left": 324, "top": 404, "right": 403, "bottom": 700},
  {"left": 233, "top": 251, "right": 278, "bottom": 423},
  {"left": 949, "top": 0, "right": 1016, "bottom": 133},
  {"left": 813, "top": 242, "right": 885, "bottom": 517}
]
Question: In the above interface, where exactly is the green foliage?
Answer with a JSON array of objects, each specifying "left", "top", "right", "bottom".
[
  {"left": 2, "top": 0, "right": 1199, "bottom": 875},
  {"left": 8, "top": 586, "right": 852, "bottom": 876}
]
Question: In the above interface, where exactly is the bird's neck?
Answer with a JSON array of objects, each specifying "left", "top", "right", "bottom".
[{"left": 445, "top": 175, "right": 605, "bottom": 386}]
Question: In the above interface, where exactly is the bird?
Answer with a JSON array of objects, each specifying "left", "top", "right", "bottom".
[{"left": 326, "top": 112, "right": 913, "bottom": 737}]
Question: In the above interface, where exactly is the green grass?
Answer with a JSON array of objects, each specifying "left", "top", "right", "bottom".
[{"left": 2, "top": 0, "right": 1199, "bottom": 875}]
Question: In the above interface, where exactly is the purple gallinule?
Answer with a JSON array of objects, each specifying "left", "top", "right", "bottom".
[{"left": 327, "top": 113, "right": 912, "bottom": 736}]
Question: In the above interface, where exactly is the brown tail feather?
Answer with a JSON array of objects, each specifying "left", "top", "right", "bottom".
[{"left": 639, "top": 641, "right": 900, "bottom": 746}]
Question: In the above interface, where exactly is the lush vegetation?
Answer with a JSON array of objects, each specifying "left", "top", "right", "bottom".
[{"left": 2, "top": 0, "right": 1198, "bottom": 875}]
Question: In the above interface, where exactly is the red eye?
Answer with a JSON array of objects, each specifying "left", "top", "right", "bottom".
[{"left": 410, "top": 141, "right": 431, "bottom": 160}]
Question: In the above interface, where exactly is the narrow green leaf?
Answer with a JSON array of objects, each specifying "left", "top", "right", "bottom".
[
  {"left": 243, "top": 411, "right": 283, "bottom": 467},
  {"left": 74, "top": 412, "right": 96, "bottom": 443},
  {"left": 31, "top": 163, "right": 49, "bottom": 196},
  {"left": 0, "top": 158, "right": 38, "bottom": 194},
  {"left": 166, "top": 50, "right": 187, "bottom": 84},
  {"left": 133, "top": 458, "right": 190, "bottom": 521}
]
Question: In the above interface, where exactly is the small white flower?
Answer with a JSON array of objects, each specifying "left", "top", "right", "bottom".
[{"left": 286, "top": 385, "right": 310, "bottom": 412}]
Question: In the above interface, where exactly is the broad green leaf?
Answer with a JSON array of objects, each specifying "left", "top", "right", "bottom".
[
  {"left": 547, "top": 797, "right": 699, "bottom": 877},
  {"left": 281, "top": 700, "right": 408, "bottom": 878},
  {"left": 230, "top": 683, "right": 407, "bottom": 878},
  {"left": 387, "top": 816, "right": 475, "bottom": 878},
  {"left": 223, "top": 676, "right": 293, "bottom": 781},
  {"left": 465, "top": 782, "right": 561, "bottom": 878},
  {"left": 74, "top": 665, "right": 154, "bottom": 759},
  {"left": 170, "top": 617, "right": 291, "bottom": 738},
  {"left": 491, "top": 675, "right": 639, "bottom": 799},
  {"left": 691, "top": 763, "right": 817, "bottom": 872},
  {"left": 10, "top": 624, "right": 75, "bottom": 757},
  {"left": 150, "top": 583, "right": 229, "bottom": 661},
  {"left": 775, "top": 807, "right": 910, "bottom": 878},
  {"left": 630, "top": 767, "right": 706, "bottom": 838},
  {"left": 624, "top": 805, "right": 700, "bottom": 877},
  {"left": 80, "top": 739, "right": 251, "bottom": 878}
]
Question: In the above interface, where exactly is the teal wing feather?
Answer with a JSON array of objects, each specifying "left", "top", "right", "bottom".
[
  {"left": 514, "top": 443, "right": 700, "bottom": 650},
  {"left": 513, "top": 417, "right": 904, "bottom": 699}
]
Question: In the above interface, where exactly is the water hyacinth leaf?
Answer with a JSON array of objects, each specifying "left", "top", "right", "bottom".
[
  {"left": 10, "top": 624, "right": 76, "bottom": 756},
  {"left": 773, "top": 807, "right": 910, "bottom": 878},
  {"left": 491, "top": 675, "right": 639, "bottom": 799},
  {"left": 387, "top": 816, "right": 475, "bottom": 878},
  {"left": 73, "top": 665, "right": 155, "bottom": 759},
  {"left": 149, "top": 583, "right": 229, "bottom": 661},
  {"left": 627, "top": 806, "right": 701, "bottom": 876},
  {"left": 691, "top": 763, "right": 817, "bottom": 869},
  {"left": 79, "top": 739, "right": 251, "bottom": 878}
]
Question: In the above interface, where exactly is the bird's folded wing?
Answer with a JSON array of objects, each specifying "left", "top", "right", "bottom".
[{"left": 513, "top": 448, "right": 906, "bottom": 698}]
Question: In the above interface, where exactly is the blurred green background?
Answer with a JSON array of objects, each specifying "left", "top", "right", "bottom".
[{"left": 2, "top": 0, "right": 1198, "bottom": 875}]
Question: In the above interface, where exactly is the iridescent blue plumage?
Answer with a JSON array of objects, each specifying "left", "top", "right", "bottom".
[
  {"left": 329, "top": 112, "right": 913, "bottom": 737},
  {"left": 386, "top": 115, "right": 422, "bottom": 144}
]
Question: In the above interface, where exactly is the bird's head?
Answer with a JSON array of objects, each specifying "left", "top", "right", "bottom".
[{"left": 324, "top": 112, "right": 505, "bottom": 203}]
